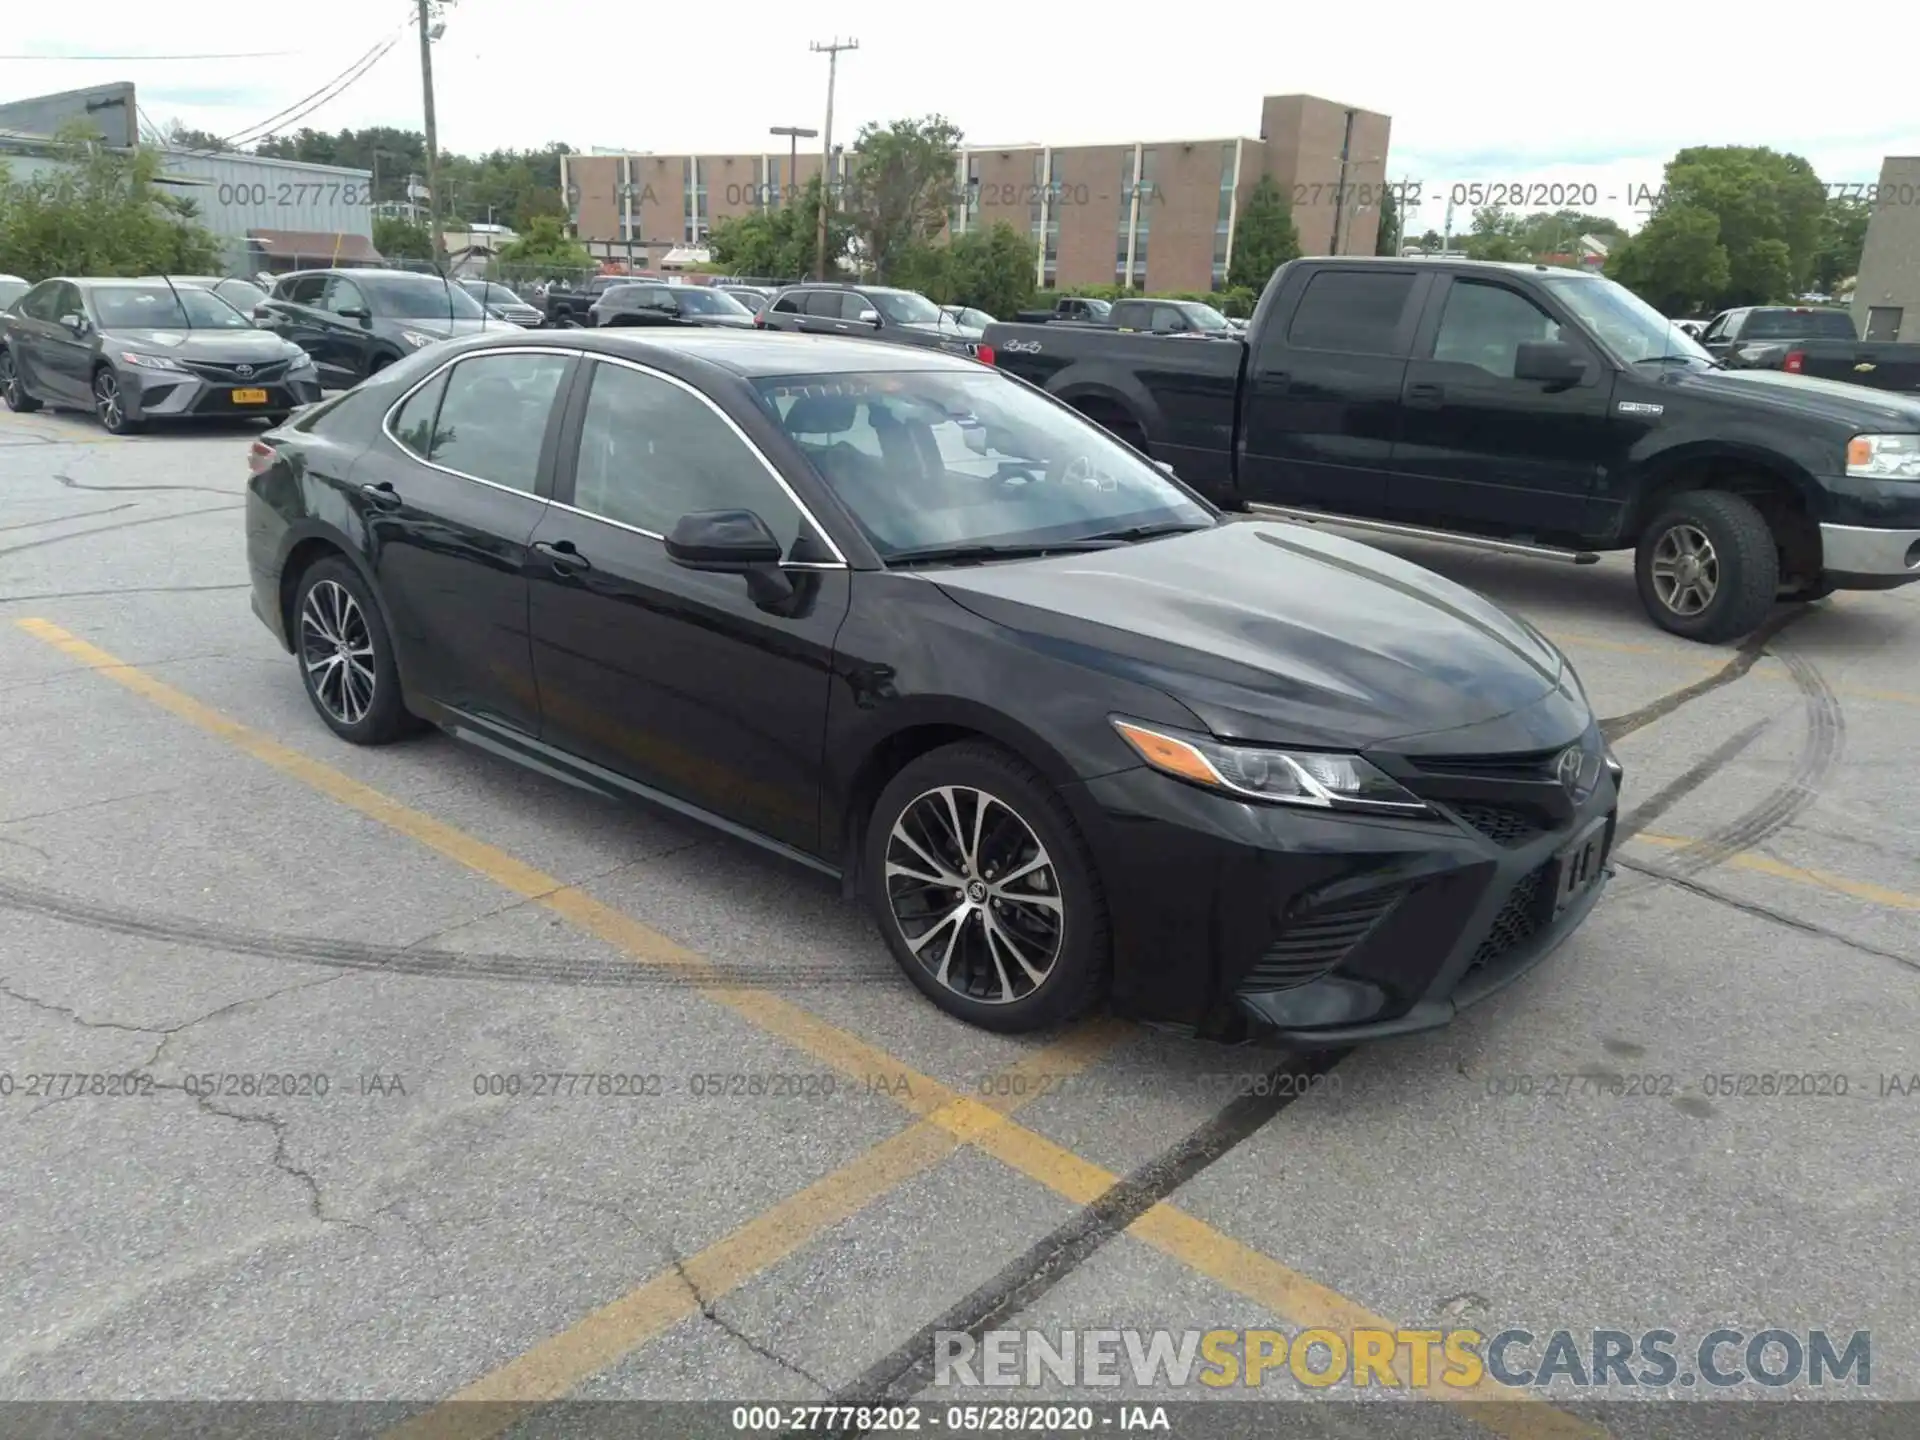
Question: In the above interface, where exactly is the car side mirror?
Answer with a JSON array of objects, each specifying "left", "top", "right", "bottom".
[
  {"left": 665, "top": 508, "right": 794, "bottom": 606},
  {"left": 858, "top": 309, "right": 881, "bottom": 327},
  {"left": 59, "top": 313, "right": 88, "bottom": 334},
  {"left": 1513, "top": 340, "right": 1585, "bottom": 385},
  {"left": 337, "top": 306, "right": 372, "bottom": 323}
]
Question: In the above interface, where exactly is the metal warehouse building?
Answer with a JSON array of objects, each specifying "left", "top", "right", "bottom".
[{"left": 0, "top": 82, "right": 377, "bottom": 277}]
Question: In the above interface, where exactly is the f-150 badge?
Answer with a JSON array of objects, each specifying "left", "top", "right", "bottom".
[{"left": 1617, "top": 401, "right": 1664, "bottom": 416}]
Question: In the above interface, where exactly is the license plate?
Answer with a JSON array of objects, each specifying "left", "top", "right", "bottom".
[
  {"left": 1548, "top": 816, "right": 1610, "bottom": 917},
  {"left": 232, "top": 388, "right": 269, "bottom": 404}
]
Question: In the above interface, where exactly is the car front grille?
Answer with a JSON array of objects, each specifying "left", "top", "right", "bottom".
[
  {"left": 182, "top": 359, "right": 290, "bottom": 384},
  {"left": 1242, "top": 888, "right": 1405, "bottom": 992},
  {"left": 1463, "top": 862, "right": 1550, "bottom": 977},
  {"left": 1412, "top": 748, "right": 1565, "bottom": 781},
  {"left": 1447, "top": 802, "right": 1546, "bottom": 847}
]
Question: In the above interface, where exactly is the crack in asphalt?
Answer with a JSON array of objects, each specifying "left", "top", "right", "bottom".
[
  {"left": 1598, "top": 603, "right": 1812, "bottom": 742},
  {"left": 669, "top": 1251, "right": 835, "bottom": 1394},
  {"left": 0, "top": 582, "right": 251, "bottom": 606},
  {"left": 54, "top": 470, "right": 240, "bottom": 497},
  {"left": 804, "top": 1048, "right": 1348, "bottom": 1435},
  {"left": 1615, "top": 856, "right": 1916, "bottom": 972},
  {"left": 0, "top": 503, "right": 137, "bottom": 534}
]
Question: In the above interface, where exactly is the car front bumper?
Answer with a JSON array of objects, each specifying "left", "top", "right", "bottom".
[
  {"left": 1064, "top": 748, "right": 1619, "bottom": 1043},
  {"left": 121, "top": 363, "right": 323, "bottom": 420},
  {"left": 1819, "top": 522, "right": 1920, "bottom": 588}
]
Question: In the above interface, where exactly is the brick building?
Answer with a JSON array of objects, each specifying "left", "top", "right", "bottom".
[{"left": 559, "top": 94, "right": 1392, "bottom": 290}]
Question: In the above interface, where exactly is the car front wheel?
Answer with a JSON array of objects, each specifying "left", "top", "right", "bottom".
[
  {"left": 866, "top": 741, "right": 1109, "bottom": 1032},
  {"left": 291, "top": 557, "right": 416, "bottom": 744},
  {"left": 93, "top": 367, "right": 143, "bottom": 434},
  {"left": 1634, "top": 490, "right": 1778, "bottom": 643}
]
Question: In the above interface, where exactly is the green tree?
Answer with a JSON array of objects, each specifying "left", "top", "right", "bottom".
[
  {"left": 840, "top": 116, "right": 963, "bottom": 282},
  {"left": 1226, "top": 175, "right": 1301, "bottom": 292},
  {"left": 894, "top": 223, "right": 1037, "bottom": 316},
  {"left": 1376, "top": 185, "right": 1399, "bottom": 255},
  {"left": 1810, "top": 194, "right": 1871, "bottom": 294},
  {"left": 373, "top": 216, "right": 434, "bottom": 261},
  {"left": 494, "top": 215, "right": 592, "bottom": 273},
  {"left": 707, "top": 176, "right": 854, "bottom": 279},
  {"left": 1653, "top": 145, "right": 1825, "bottom": 302},
  {"left": 1461, "top": 207, "right": 1530, "bottom": 262},
  {"left": 162, "top": 121, "right": 233, "bottom": 153},
  {"left": 0, "top": 124, "right": 221, "bottom": 280},
  {"left": 1604, "top": 204, "right": 1732, "bottom": 316},
  {"left": 1416, "top": 229, "right": 1443, "bottom": 252}
]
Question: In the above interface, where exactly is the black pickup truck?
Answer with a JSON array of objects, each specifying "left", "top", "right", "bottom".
[
  {"left": 543, "top": 274, "right": 639, "bottom": 327},
  {"left": 981, "top": 257, "right": 1920, "bottom": 642},
  {"left": 1700, "top": 305, "right": 1920, "bottom": 395},
  {"left": 1012, "top": 296, "right": 1112, "bottom": 323}
]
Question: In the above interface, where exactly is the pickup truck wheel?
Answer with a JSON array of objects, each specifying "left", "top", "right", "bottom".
[{"left": 1634, "top": 491, "right": 1778, "bottom": 643}]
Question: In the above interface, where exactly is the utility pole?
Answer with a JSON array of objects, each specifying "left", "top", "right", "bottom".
[
  {"left": 1330, "top": 107, "right": 1355, "bottom": 255},
  {"left": 770, "top": 125, "right": 817, "bottom": 209},
  {"left": 417, "top": 0, "right": 448, "bottom": 268},
  {"left": 809, "top": 38, "right": 857, "bottom": 280}
]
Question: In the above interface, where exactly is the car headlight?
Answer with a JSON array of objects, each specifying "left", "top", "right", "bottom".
[
  {"left": 399, "top": 330, "right": 439, "bottom": 348},
  {"left": 119, "top": 351, "right": 188, "bottom": 372},
  {"left": 1110, "top": 718, "right": 1431, "bottom": 815},
  {"left": 1846, "top": 434, "right": 1920, "bottom": 481},
  {"left": 287, "top": 348, "right": 315, "bottom": 371}
]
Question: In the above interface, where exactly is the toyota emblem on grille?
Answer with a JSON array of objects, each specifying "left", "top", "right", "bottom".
[
  {"left": 1555, "top": 746, "right": 1583, "bottom": 793},
  {"left": 234, "top": 364, "right": 254, "bottom": 378}
]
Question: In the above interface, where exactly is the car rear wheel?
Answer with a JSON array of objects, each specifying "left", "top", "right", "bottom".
[
  {"left": 865, "top": 742, "right": 1109, "bottom": 1032},
  {"left": 292, "top": 557, "right": 415, "bottom": 745},
  {"left": 1634, "top": 490, "right": 1778, "bottom": 643},
  {"left": 92, "top": 367, "right": 142, "bottom": 434},
  {"left": 0, "top": 349, "right": 41, "bottom": 412}
]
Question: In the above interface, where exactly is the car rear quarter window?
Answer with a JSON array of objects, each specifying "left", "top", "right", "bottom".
[
  {"left": 426, "top": 353, "right": 571, "bottom": 492},
  {"left": 1285, "top": 271, "right": 1418, "bottom": 355},
  {"left": 771, "top": 292, "right": 804, "bottom": 314},
  {"left": 388, "top": 369, "right": 449, "bottom": 457}
]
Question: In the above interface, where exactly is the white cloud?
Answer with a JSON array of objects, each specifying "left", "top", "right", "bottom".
[{"left": 5, "top": 0, "right": 1915, "bottom": 238}]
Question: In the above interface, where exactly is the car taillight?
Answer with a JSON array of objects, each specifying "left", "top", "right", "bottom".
[
  {"left": 975, "top": 343, "right": 995, "bottom": 366},
  {"left": 248, "top": 440, "right": 277, "bottom": 476},
  {"left": 753, "top": 312, "right": 766, "bottom": 328},
  {"left": 1783, "top": 350, "right": 1805, "bottom": 373}
]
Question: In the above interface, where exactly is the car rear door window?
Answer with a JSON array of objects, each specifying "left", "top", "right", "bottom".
[
  {"left": 322, "top": 277, "right": 368, "bottom": 316},
  {"left": 1286, "top": 271, "right": 1418, "bottom": 355},
  {"left": 281, "top": 274, "right": 328, "bottom": 306},
  {"left": 570, "top": 360, "right": 802, "bottom": 551},
  {"left": 427, "top": 352, "right": 571, "bottom": 492},
  {"left": 1429, "top": 280, "right": 1566, "bottom": 377},
  {"left": 805, "top": 291, "right": 848, "bottom": 319}
]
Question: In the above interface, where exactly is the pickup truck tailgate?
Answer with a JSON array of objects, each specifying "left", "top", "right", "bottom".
[{"left": 1797, "top": 346, "right": 1920, "bottom": 395}]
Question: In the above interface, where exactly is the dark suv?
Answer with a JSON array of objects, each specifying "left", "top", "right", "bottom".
[
  {"left": 255, "top": 268, "right": 503, "bottom": 389},
  {"left": 758, "top": 283, "right": 981, "bottom": 357}
]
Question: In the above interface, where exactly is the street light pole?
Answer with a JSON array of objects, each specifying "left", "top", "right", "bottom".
[
  {"left": 769, "top": 125, "right": 817, "bottom": 209},
  {"left": 417, "top": 0, "right": 449, "bottom": 268},
  {"left": 809, "top": 38, "right": 857, "bottom": 280}
]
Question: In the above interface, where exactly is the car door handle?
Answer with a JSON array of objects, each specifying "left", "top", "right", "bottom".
[
  {"left": 359, "top": 482, "right": 403, "bottom": 510},
  {"left": 1406, "top": 382, "right": 1444, "bottom": 409},
  {"left": 532, "top": 540, "right": 591, "bottom": 576}
]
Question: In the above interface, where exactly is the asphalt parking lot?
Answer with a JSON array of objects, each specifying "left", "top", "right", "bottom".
[{"left": 2, "top": 405, "right": 1917, "bottom": 1438}]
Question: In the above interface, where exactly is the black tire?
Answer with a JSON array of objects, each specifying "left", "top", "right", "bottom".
[
  {"left": 1634, "top": 490, "right": 1778, "bottom": 643},
  {"left": 865, "top": 741, "right": 1109, "bottom": 1033},
  {"left": 92, "top": 366, "right": 143, "bottom": 435},
  {"left": 290, "top": 556, "right": 416, "bottom": 745},
  {"left": 0, "top": 348, "right": 41, "bottom": 412}
]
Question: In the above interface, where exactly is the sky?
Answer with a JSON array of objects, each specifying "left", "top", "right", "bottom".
[{"left": 4, "top": 0, "right": 1917, "bottom": 237}]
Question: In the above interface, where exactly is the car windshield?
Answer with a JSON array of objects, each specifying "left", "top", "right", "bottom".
[
  {"left": 726, "top": 290, "right": 769, "bottom": 311},
  {"left": 467, "top": 282, "right": 524, "bottom": 305},
  {"left": 674, "top": 288, "right": 751, "bottom": 315},
  {"left": 0, "top": 279, "right": 28, "bottom": 310},
  {"left": 1179, "top": 304, "right": 1233, "bottom": 332},
  {"left": 754, "top": 367, "right": 1214, "bottom": 560},
  {"left": 1745, "top": 309, "right": 1857, "bottom": 340},
  {"left": 89, "top": 285, "right": 251, "bottom": 330},
  {"left": 361, "top": 276, "right": 486, "bottom": 319},
  {"left": 868, "top": 290, "right": 943, "bottom": 325},
  {"left": 215, "top": 279, "right": 269, "bottom": 310},
  {"left": 1541, "top": 274, "right": 1714, "bottom": 364}
]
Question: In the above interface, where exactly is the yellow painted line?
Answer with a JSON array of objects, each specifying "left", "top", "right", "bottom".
[
  {"left": 1632, "top": 832, "right": 1920, "bottom": 910},
  {"left": 21, "top": 618, "right": 1602, "bottom": 1440}
]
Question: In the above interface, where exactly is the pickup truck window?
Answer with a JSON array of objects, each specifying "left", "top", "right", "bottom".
[
  {"left": 1540, "top": 274, "right": 1712, "bottom": 365},
  {"left": 755, "top": 368, "right": 1211, "bottom": 558},
  {"left": 1430, "top": 281, "right": 1565, "bottom": 377},
  {"left": 1743, "top": 309, "right": 1856, "bottom": 340},
  {"left": 1285, "top": 271, "right": 1418, "bottom": 355}
]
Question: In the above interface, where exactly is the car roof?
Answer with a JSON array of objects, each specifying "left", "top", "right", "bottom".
[
  {"left": 278, "top": 267, "right": 448, "bottom": 281},
  {"left": 448, "top": 326, "right": 982, "bottom": 378}
]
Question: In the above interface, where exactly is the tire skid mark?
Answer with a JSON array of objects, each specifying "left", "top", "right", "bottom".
[{"left": 0, "top": 872, "right": 897, "bottom": 990}]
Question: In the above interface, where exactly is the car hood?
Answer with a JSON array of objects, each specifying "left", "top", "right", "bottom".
[
  {"left": 1662, "top": 362, "right": 1920, "bottom": 427},
  {"left": 930, "top": 521, "right": 1573, "bottom": 749},
  {"left": 388, "top": 317, "right": 505, "bottom": 339},
  {"left": 105, "top": 327, "right": 304, "bottom": 361}
]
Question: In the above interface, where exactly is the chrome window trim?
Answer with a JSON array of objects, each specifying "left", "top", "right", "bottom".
[
  {"left": 380, "top": 344, "right": 579, "bottom": 500},
  {"left": 569, "top": 353, "right": 850, "bottom": 568}
]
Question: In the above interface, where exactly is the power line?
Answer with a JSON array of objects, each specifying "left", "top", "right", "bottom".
[
  {"left": 222, "top": 30, "right": 405, "bottom": 148},
  {"left": 0, "top": 50, "right": 298, "bottom": 60}
]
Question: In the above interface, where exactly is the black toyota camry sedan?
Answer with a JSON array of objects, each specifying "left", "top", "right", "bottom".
[{"left": 244, "top": 329, "right": 1621, "bottom": 1040}]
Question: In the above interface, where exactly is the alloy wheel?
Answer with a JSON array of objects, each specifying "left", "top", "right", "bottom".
[
  {"left": 298, "top": 579, "right": 377, "bottom": 726},
  {"left": 1649, "top": 522, "right": 1719, "bottom": 616},
  {"left": 0, "top": 353, "right": 15, "bottom": 404},
  {"left": 93, "top": 371, "right": 123, "bottom": 430},
  {"left": 883, "top": 785, "right": 1065, "bottom": 1004}
]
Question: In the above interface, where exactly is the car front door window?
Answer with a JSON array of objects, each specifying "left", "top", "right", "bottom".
[
  {"left": 1430, "top": 281, "right": 1566, "bottom": 378},
  {"left": 570, "top": 360, "right": 803, "bottom": 551},
  {"left": 323, "top": 279, "right": 368, "bottom": 317}
]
